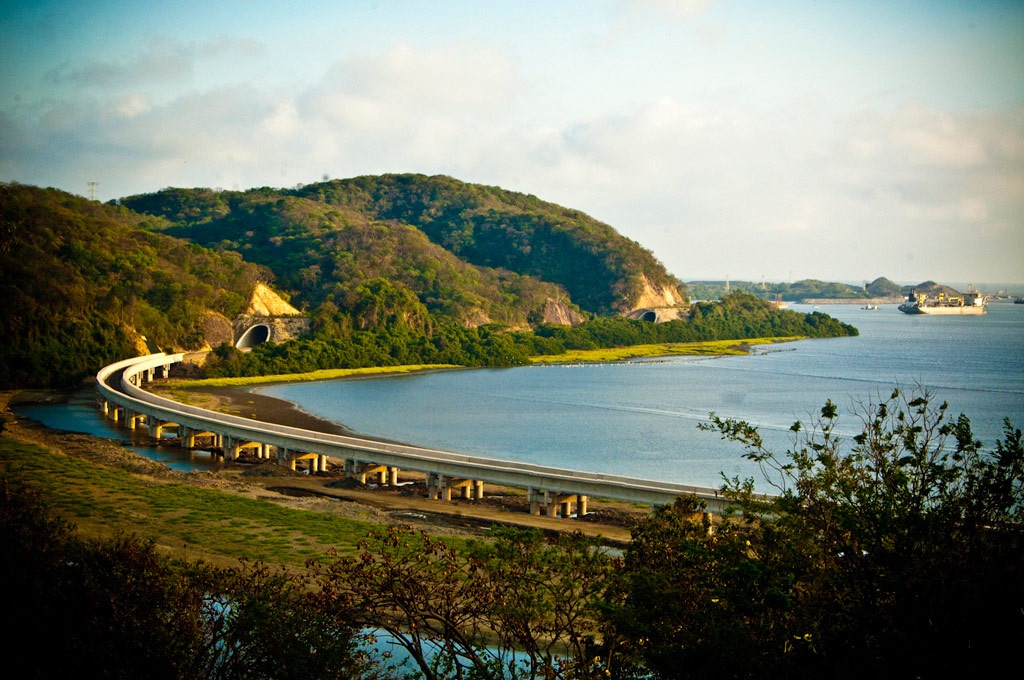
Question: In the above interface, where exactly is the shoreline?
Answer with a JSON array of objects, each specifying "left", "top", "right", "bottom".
[{"left": 164, "top": 335, "right": 807, "bottom": 448}]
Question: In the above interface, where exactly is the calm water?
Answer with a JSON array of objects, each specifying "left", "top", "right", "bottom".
[
  {"left": 13, "top": 392, "right": 224, "bottom": 472},
  {"left": 14, "top": 304, "right": 1024, "bottom": 485},
  {"left": 261, "top": 304, "right": 1024, "bottom": 489}
]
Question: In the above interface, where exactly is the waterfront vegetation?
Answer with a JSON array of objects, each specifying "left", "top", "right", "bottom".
[
  {"left": 200, "top": 293, "right": 855, "bottom": 379},
  {"left": 3, "top": 389, "right": 1021, "bottom": 678},
  {"left": 171, "top": 363, "right": 463, "bottom": 388},
  {"left": 528, "top": 336, "right": 801, "bottom": 363}
]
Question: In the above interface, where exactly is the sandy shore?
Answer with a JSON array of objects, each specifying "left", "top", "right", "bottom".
[{"left": 189, "top": 384, "right": 354, "bottom": 435}]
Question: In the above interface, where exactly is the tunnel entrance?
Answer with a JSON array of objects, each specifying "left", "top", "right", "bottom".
[
  {"left": 641, "top": 310, "right": 658, "bottom": 322},
  {"left": 236, "top": 324, "right": 270, "bottom": 349}
]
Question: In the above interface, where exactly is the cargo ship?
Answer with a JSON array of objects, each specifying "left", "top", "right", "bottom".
[{"left": 898, "top": 285, "right": 986, "bottom": 315}]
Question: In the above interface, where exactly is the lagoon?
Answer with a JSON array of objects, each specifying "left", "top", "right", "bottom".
[{"left": 261, "top": 304, "right": 1024, "bottom": 489}]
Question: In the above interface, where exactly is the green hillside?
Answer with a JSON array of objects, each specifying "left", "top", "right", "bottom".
[
  {"left": 121, "top": 174, "right": 684, "bottom": 325},
  {"left": 0, "top": 183, "right": 268, "bottom": 386},
  {"left": 294, "top": 174, "right": 683, "bottom": 313},
  {"left": 120, "top": 186, "right": 573, "bottom": 331}
]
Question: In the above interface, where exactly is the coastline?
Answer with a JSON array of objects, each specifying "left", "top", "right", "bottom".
[{"left": 165, "top": 336, "right": 807, "bottom": 443}]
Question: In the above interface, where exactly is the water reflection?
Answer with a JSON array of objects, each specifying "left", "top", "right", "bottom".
[{"left": 12, "top": 390, "right": 222, "bottom": 473}]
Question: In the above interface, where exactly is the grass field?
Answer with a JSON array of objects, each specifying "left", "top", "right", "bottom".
[
  {"left": 528, "top": 336, "right": 802, "bottom": 364},
  {"left": 171, "top": 363, "right": 462, "bottom": 388},
  {"left": 0, "top": 437, "right": 380, "bottom": 566}
]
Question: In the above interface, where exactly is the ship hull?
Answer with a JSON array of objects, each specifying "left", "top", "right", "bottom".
[{"left": 898, "top": 303, "right": 986, "bottom": 315}]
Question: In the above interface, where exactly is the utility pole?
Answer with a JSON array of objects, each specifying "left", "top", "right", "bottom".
[{"left": 87, "top": 181, "right": 98, "bottom": 201}]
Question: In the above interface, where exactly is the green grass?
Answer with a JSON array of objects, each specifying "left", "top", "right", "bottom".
[
  {"left": 172, "top": 363, "right": 463, "bottom": 388},
  {"left": 529, "top": 336, "right": 803, "bottom": 364},
  {"left": 0, "top": 437, "right": 378, "bottom": 566}
]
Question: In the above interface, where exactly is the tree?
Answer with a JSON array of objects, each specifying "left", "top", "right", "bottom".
[
  {"left": 603, "top": 389, "right": 1024, "bottom": 678},
  {"left": 314, "top": 526, "right": 616, "bottom": 680},
  {"left": 0, "top": 479, "right": 379, "bottom": 680}
]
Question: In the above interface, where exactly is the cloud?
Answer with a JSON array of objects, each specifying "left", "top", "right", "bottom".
[
  {"left": 5, "top": 34, "right": 1021, "bottom": 282},
  {"left": 47, "top": 36, "right": 265, "bottom": 88},
  {"left": 627, "top": 0, "right": 722, "bottom": 22},
  {"left": 305, "top": 43, "right": 521, "bottom": 131}
]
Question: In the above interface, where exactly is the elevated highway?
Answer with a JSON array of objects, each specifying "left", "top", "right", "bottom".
[{"left": 97, "top": 354, "right": 734, "bottom": 517}]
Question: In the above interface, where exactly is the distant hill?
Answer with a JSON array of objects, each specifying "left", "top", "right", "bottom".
[
  {"left": 0, "top": 183, "right": 269, "bottom": 386},
  {"left": 686, "top": 277, "right": 957, "bottom": 302},
  {"left": 900, "top": 280, "right": 961, "bottom": 299},
  {"left": 865, "top": 277, "right": 902, "bottom": 297},
  {"left": 120, "top": 174, "right": 685, "bottom": 328}
]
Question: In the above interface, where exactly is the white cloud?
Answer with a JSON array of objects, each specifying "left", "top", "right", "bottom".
[
  {"left": 46, "top": 36, "right": 266, "bottom": 88},
  {"left": 627, "top": 0, "right": 721, "bottom": 22},
  {"left": 306, "top": 43, "right": 520, "bottom": 131},
  {"left": 4, "top": 32, "right": 1021, "bottom": 282},
  {"left": 113, "top": 93, "right": 150, "bottom": 118}
]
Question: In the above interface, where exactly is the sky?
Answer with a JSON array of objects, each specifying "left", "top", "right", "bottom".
[{"left": 2, "top": 0, "right": 1023, "bottom": 284}]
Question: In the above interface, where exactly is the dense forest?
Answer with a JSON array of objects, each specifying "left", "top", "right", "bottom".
[
  {"left": 2, "top": 179, "right": 858, "bottom": 388},
  {"left": 120, "top": 174, "right": 683, "bottom": 323},
  {"left": 203, "top": 292, "right": 856, "bottom": 378},
  {"left": 0, "top": 184, "right": 267, "bottom": 386}
]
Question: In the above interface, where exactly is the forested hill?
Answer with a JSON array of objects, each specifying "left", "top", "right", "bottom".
[
  {"left": 120, "top": 174, "right": 685, "bottom": 322},
  {"left": 687, "top": 276, "right": 913, "bottom": 302},
  {"left": 0, "top": 184, "right": 268, "bottom": 386}
]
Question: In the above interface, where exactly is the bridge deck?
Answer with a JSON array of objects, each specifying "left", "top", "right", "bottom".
[{"left": 97, "top": 354, "right": 734, "bottom": 513}]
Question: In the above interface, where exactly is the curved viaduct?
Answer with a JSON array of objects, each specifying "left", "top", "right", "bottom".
[{"left": 97, "top": 354, "right": 732, "bottom": 517}]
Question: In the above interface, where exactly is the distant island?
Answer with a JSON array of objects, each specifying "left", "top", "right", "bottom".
[{"left": 685, "top": 276, "right": 967, "bottom": 304}]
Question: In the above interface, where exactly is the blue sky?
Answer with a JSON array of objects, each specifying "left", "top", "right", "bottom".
[{"left": 2, "top": 0, "right": 1022, "bottom": 283}]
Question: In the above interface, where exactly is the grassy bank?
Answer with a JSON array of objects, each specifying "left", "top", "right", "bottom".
[
  {"left": 175, "top": 337, "right": 802, "bottom": 388},
  {"left": 172, "top": 363, "right": 462, "bottom": 388},
  {"left": 0, "top": 436, "right": 378, "bottom": 566},
  {"left": 529, "top": 336, "right": 802, "bottom": 364}
]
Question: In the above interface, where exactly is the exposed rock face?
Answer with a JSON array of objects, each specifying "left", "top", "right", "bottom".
[
  {"left": 202, "top": 312, "right": 235, "bottom": 348},
  {"left": 626, "top": 274, "right": 686, "bottom": 312},
  {"left": 542, "top": 298, "right": 585, "bottom": 326},
  {"left": 461, "top": 308, "right": 492, "bottom": 328},
  {"left": 246, "top": 282, "right": 301, "bottom": 316}
]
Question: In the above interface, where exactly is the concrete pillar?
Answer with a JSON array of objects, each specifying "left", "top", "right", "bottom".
[
  {"left": 528, "top": 488, "right": 543, "bottom": 515},
  {"left": 319, "top": 455, "right": 329, "bottom": 473},
  {"left": 474, "top": 480, "right": 484, "bottom": 500},
  {"left": 388, "top": 467, "right": 399, "bottom": 486},
  {"left": 560, "top": 500, "right": 571, "bottom": 518},
  {"left": 148, "top": 420, "right": 163, "bottom": 438},
  {"left": 577, "top": 495, "right": 588, "bottom": 518}
]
